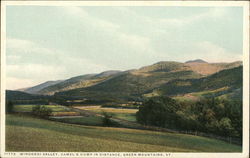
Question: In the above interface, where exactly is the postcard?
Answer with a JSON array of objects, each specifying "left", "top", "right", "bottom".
[{"left": 0, "top": 1, "right": 249, "bottom": 158}]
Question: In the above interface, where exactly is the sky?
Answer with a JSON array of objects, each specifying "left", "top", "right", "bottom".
[{"left": 5, "top": 6, "right": 243, "bottom": 90}]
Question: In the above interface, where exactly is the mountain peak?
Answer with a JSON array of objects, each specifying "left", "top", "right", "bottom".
[
  {"left": 95, "top": 70, "right": 122, "bottom": 77},
  {"left": 185, "top": 59, "right": 208, "bottom": 64}
]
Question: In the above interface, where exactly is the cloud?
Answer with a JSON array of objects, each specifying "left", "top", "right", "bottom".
[
  {"left": 6, "top": 37, "right": 112, "bottom": 89},
  {"left": 149, "top": 39, "right": 242, "bottom": 63},
  {"left": 59, "top": 6, "right": 158, "bottom": 68},
  {"left": 117, "top": 33, "right": 153, "bottom": 53},
  {"left": 6, "top": 55, "right": 20, "bottom": 63},
  {"left": 157, "top": 8, "right": 228, "bottom": 27},
  {"left": 209, "top": 7, "right": 227, "bottom": 17},
  {"left": 61, "top": 6, "right": 152, "bottom": 49},
  {"left": 117, "top": 7, "right": 227, "bottom": 29},
  {"left": 62, "top": 6, "right": 89, "bottom": 16},
  {"left": 6, "top": 77, "right": 38, "bottom": 90},
  {"left": 5, "top": 7, "right": 241, "bottom": 89},
  {"left": 7, "top": 38, "right": 54, "bottom": 55},
  {"left": 7, "top": 64, "right": 65, "bottom": 79},
  {"left": 192, "top": 41, "right": 242, "bottom": 63},
  {"left": 6, "top": 38, "right": 55, "bottom": 59},
  {"left": 61, "top": 6, "right": 120, "bottom": 30},
  {"left": 7, "top": 38, "right": 32, "bottom": 50},
  {"left": 6, "top": 37, "right": 62, "bottom": 66},
  {"left": 62, "top": 57, "right": 111, "bottom": 76}
]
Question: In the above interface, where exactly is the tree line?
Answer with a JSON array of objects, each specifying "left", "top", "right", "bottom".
[{"left": 136, "top": 96, "right": 242, "bottom": 140}]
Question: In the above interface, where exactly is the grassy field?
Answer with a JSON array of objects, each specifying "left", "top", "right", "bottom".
[
  {"left": 13, "top": 105, "right": 69, "bottom": 112},
  {"left": 112, "top": 113, "right": 136, "bottom": 122},
  {"left": 173, "top": 87, "right": 230, "bottom": 102},
  {"left": 74, "top": 106, "right": 138, "bottom": 122},
  {"left": 51, "top": 116, "right": 104, "bottom": 126},
  {"left": 13, "top": 104, "right": 81, "bottom": 116},
  {"left": 6, "top": 114, "right": 241, "bottom": 152}
]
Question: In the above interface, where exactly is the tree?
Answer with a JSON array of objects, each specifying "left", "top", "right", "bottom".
[
  {"left": 32, "top": 105, "right": 52, "bottom": 118},
  {"left": 136, "top": 96, "right": 180, "bottom": 128},
  {"left": 223, "top": 99, "right": 242, "bottom": 137},
  {"left": 218, "top": 117, "right": 234, "bottom": 137},
  {"left": 6, "top": 100, "right": 14, "bottom": 113},
  {"left": 102, "top": 112, "right": 113, "bottom": 126}
]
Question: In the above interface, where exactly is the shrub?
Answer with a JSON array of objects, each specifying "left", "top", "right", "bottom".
[
  {"left": 102, "top": 112, "right": 113, "bottom": 126},
  {"left": 32, "top": 105, "right": 52, "bottom": 118}
]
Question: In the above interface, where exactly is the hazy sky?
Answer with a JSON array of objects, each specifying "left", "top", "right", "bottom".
[{"left": 6, "top": 6, "right": 243, "bottom": 89}]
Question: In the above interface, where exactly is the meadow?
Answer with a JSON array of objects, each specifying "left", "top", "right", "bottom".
[
  {"left": 13, "top": 104, "right": 80, "bottom": 117},
  {"left": 6, "top": 114, "right": 242, "bottom": 152},
  {"left": 51, "top": 116, "right": 104, "bottom": 126},
  {"left": 13, "top": 104, "right": 68, "bottom": 112},
  {"left": 74, "top": 106, "right": 138, "bottom": 122}
]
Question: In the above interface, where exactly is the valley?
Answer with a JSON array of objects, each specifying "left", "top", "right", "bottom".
[{"left": 5, "top": 59, "right": 243, "bottom": 152}]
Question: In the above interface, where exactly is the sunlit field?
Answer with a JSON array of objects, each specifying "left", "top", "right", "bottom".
[
  {"left": 6, "top": 114, "right": 241, "bottom": 152},
  {"left": 74, "top": 106, "right": 138, "bottom": 122}
]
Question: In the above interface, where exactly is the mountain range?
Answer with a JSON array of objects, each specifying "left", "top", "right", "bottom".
[{"left": 9, "top": 59, "right": 242, "bottom": 103}]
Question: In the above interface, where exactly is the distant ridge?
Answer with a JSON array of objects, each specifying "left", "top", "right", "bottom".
[
  {"left": 95, "top": 70, "right": 122, "bottom": 78},
  {"left": 21, "top": 80, "right": 64, "bottom": 94},
  {"left": 18, "top": 60, "right": 242, "bottom": 96},
  {"left": 185, "top": 59, "right": 208, "bottom": 63}
]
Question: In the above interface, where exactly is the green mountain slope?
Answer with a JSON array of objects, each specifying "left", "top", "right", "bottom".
[
  {"left": 21, "top": 80, "right": 63, "bottom": 94},
  {"left": 184, "top": 61, "right": 242, "bottom": 75},
  {"left": 16, "top": 60, "right": 242, "bottom": 102},
  {"left": 55, "top": 63, "right": 242, "bottom": 102},
  {"left": 6, "top": 90, "right": 44, "bottom": 100},
  {"left": 6, "top": 90, "right": 51, "bottom": 104},
  {"left": 55, "top": 61, "right": 204, "bottom": 101},
  {"left": 37, "top": 71, "right": 121, "bottom": 95},
  {"left": 159, "top": 66, "right": 242, "bottom": 99}
]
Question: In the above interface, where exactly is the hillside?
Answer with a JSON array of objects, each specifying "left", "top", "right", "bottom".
[
  {"left": 6, "top": 90, "right": 44, "bottom": 100},
  {"left": 6, "top": 114, "right": 241, "bottom": 152},
  {"left": 6, "top": 90, "right": 51, "bottom": 105},
  {"left": 54, "top": 61, "right": 242, "bottom": 102},
  {"left": 185, "top": 59, "right": 207, "bottom": 63},
  {"left": 21, "top": 80, "right": 63, "bottom": 94},
  {"left": 158, "top": 66, "right": 242, "bottom": 99},
  {"left": 35, "top": 71, "right": 122, "bottom": 95},
  {"left": 55, "top": 62, "right": 203, "bottom": 101},
  {"left": 12, "top": 60, "right": 242, "bottom": 103},
  {"left": 185, "top": 61, "right": 242, "bottom": 75}
]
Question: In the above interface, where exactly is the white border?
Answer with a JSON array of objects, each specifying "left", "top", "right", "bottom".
[
  {"left": 0, "top": 1, "right": 249, "bottom": 158},
  {"left": 1, "top": 1, "right": 7, "bottom": 157},
  {"left": 0, "top": 0, "right": 249, "bottom": 6}
]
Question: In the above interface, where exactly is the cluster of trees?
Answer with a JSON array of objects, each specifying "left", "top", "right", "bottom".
[
  {"left": 102, "top": 112, "right": 113, "bottom": 126},
  {"left": 32, "top": 105, "right": 52, "bottom": 118},
  {"left": 5, "top": 100, "right": 52, "bottom": 119},
  {"left": 136, "top": 96, "right": 242, "bottom": 139},
  {"left": 6, "top": 101, "right": 14, "bottom": 113}
]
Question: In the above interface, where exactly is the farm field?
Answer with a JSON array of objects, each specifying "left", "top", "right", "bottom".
[
  {"left": 13, "top": 104, "right": 80, "bottom": 117},
  {"left": 6, "top": 114, "right": 241, "bottom": 152},
  {"left": 51, "top": 116, "right": 104, "bottom": 126},
  {"left": 13, "top": 104, "right": 70, "bottom": 112},
  {"left": 13, "top": 104, "right": 105, "bottom": 126},
  {"left": 74, "top": 106, "right": 138, "bottom": 122},
  {"left": 173, "top": 87, "right": 230, "bottom": 101}
]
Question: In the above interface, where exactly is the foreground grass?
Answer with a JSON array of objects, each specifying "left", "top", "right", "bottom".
[{"left": 6, "top": 114, "right": 241, "bottom": 152}]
